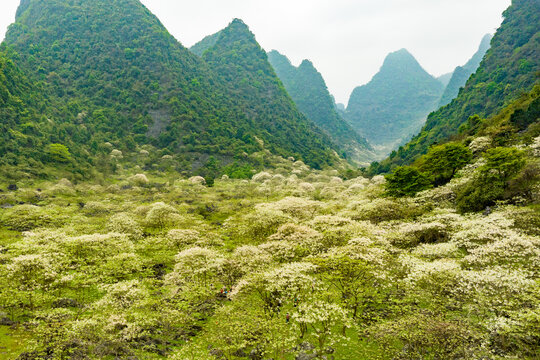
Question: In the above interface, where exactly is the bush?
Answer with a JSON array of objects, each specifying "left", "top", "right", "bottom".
[{"left": 1, "top": 205, "right": 53, "bottom": 231}]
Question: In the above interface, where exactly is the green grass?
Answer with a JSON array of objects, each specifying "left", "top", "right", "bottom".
[{"left": 0, "top": 326, "right": 30, "bottom": 359}]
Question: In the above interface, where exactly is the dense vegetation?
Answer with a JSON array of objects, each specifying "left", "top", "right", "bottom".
[
  {"left": 380, "top": 0, "right": 540, "bottom": 171},
  {"left": 1, "top": 0, "right": 338, "bottom": 180},
  {"left": 345, "top": 49, "right": 444, "bottom": 151},
  {"left": 438, "top": 34, "right": 493, "bottom": 107},
  {"left": 267, "top": 50, "right": 376, "bottom": 165},
  {"left": 0, "top": 133, "right": 538, "bottom": 358}
]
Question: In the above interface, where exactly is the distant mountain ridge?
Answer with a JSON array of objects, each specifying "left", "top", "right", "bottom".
[
  {"left": 267, "top": 50, "right": 376, "bottom": 164},
  {"left": 345, "top": 48, "right": 444, "bottom": 152},
  {"left": 439, "top": 34, "right": 493, "bottom": 107}
]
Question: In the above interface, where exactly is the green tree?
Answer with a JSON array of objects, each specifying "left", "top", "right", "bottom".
[
  {"left": 420, "top": 143, "right": 473, "bottom": 185},
  {"left": 46, "top": 143, "right": 71, "bottom": 163},
  {"left": 385, "top": 166, "right": 431, "bottom": 197},
  {"left": 456, "top": 147, "right": 526, "bottom": 212}
]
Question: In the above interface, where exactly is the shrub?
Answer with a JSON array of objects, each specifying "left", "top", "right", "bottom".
[
  {"left": 1, "top": 205, "right": 53, "bottom": 231},
  {"left": 128, "top": 174, "right": 149, "bottom": 186}
]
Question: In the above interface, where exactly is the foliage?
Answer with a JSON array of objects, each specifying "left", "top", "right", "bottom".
[
  {"left": 385, "top": 166, "right": 432, "bottom": 197},
  {"left": 419, "top": 142, "right": 473, "bottom": 185}
]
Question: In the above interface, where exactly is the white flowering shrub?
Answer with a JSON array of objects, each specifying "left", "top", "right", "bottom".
[
  {"left": 144, "top": 202, "right": 180, "bottom": 230},
  {"left": 258, "top": 240, "right": 299, "bottom": 263},
  {"left": 95, "top": 280, "right": 148, "bottom": 309},
  {"left": 258, "top": 197, "right": 323, "bottom": 219},
  {"left": 110, "top": 149, "right": 123, "bottom": 159},
  {"left": 269, "top": 223, "right": 324, "bottom": 256},
  {"left": 128, "top": 173, "right": 149, "bottom": 186},
  {"left": 167, "top": 246, "right": 224, "bottom": 286},
  {"left": 166, "top": 229, "right": 201, "bottom": 247},
  {"left": 292, "top": 300, "right": 352, "bottom": 350},
  {"left": 251, "top": 171, "right": 272, "bottom": 183},
  {"left": 298, "top": 182, "right": 315, "bottom": 192},
  {"left": 412, "top": 242, "right": 461, "bottom": 260},
  {"left": 0, "top": 204, "right": 54, "bottom": 231},
  {"left": 82, "top": 201, "right": 111, "bottom": 216},
  {"left": 107, "top": 213, "right": 143, "bottom": 239},
  {"left": 189, "top": 176, "right": 206, "bottom": 185},
  {"left": 462, "top": 233, "right": 540, "bottom": 272},
  {"left": 468, "top": 136, "right": 492, "bottom": 154},
  {"left": 229, "top": 208, "right": 291, "bottom": 240}
]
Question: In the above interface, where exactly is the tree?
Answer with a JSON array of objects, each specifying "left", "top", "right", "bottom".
[
  {"left": 46, "top": 143, "right": 72, "bottom": 163},
  {"left": 311, "top": 256, "right": 378, "bottom": 320},
  {"left": 292, "top": 300, "right": 352, "bottom": 352},
  {"left": 479, "top": 147, "right": 526, "bottom": 183},
  {"left": 456, "top": 147, "right": 526, "bottom": 212},
  {"left": 420, "top": 143, "right": 472, "bottom": 185},
  {"left": 385, "top": 166, "right": 431, "bottom": 197}
]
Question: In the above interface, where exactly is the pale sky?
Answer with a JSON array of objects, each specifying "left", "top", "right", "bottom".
[{"left": 0, "top": 0, "right": 511, "bottom": 103}]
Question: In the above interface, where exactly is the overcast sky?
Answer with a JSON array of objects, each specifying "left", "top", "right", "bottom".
[{"left": 0, "top": 0, "right": 511, "bottom": 104}]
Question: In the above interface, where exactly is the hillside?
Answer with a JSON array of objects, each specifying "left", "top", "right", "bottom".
[
  {"left": 439, "top": 34, "right": 493, "bottom": 107},
  {"left": 345, "top": 49, "right": 444, "bottom": 152},
  {"left": 381, "top": 0, "right": 540, "bottom": 171},
  {"left": 267, "top": 50, "right": 376, "bottom": 164},
  {"left": 196, "top": 19, "right": 338, "bottom": 169},
  {"left": 1, "top": 0, "right": 337, "bottom": 178}
]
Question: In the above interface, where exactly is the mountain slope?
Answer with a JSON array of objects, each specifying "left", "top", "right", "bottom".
[
  {"left": 381, "top": 0, "right": 540, "bottom": 170},
  {"left": 2, "top": 0, "right": 337, "bottom": 175},
  {"left": 196, "top": 19, "right": 338, "bottom": 168},
  {"left": 267, "top": 50, "right": 375, "bottom": 164},
  {"left": 345, "top": 49, "right": 444, "bottom": 151},
  {"left": 439, "top": 34, "right": 493, "bottom": 107}
]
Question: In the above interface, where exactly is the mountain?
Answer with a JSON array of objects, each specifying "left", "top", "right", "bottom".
[
  {"left": 190, "top": 32, "right": 220, "bottom": 57},
  {"left": 438, "top": 34, "right": 493, "bottom": 107},
  {"left": 193, "top": 19, "right": 338, "bottom": 168},
  {"left": 437, "top": 72, "right": 454, "bottom": 87},
  {"left": 345, "top": 49, "right": 445, "bottom": 152},
  {"left": 1, "top": 1, "right": 338, "bottom": 179},
  {"left": 380, "top": 0, "right": 540, "bottom": 171},
  {"left": 267, "top": 50, "right": 375, "bottom": 164}
]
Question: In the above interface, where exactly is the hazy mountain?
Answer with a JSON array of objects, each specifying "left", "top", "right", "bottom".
[
  {"left": 437, "top": 72, "right": 454, "bottom": 87},
  {"left": 345, "top": 49, "right": 444, "bottom": 152},
  {"left": 382, "top": 0, "right": 540, "bottom": 170},
  {"left": 439, "top": 34, "right": 493, "bottom": 107},
  {"left": 267, "top": 50, "right": 376, "bottom": 164}
]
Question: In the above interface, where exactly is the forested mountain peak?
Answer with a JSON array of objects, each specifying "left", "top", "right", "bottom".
[{"left": 196, "top": 19, "right": 339, "bottom": 168}]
